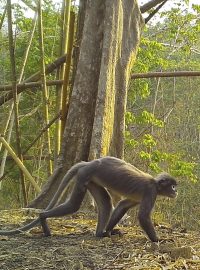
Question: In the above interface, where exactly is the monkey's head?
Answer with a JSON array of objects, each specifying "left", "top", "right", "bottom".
[{"left": 155, "top": 173, "right": 177, "bottom": 198}]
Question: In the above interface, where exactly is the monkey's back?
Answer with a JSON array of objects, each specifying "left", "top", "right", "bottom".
[{"left": 91, "top": 157, "right": 155, "bottom": 198}]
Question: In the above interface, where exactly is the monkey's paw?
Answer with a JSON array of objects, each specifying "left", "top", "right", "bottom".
[
  {"left": 95, "top": 231, "right": 110, "bottom": 238},
  {"left": 110, "top": 228, "right": 124, "bottom": 236}
]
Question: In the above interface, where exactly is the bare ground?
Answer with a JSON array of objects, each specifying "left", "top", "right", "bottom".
[{"left": 0, "top": 209, "right": 200, "bottom": 270}]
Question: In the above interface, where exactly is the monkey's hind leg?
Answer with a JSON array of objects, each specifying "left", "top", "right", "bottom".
[
  {"left": 39, "top": 182, "right": 87, "bottom": 236},
  {"left": 88, "top": 182, "right": 112, "bottom": 237},
  {"left": 39, "top": 217, "right": 51, "bottom": 236}
]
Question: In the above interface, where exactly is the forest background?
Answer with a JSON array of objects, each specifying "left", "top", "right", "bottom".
[{"left": 0, "top": 0, "right": 200, "bottom": 231}]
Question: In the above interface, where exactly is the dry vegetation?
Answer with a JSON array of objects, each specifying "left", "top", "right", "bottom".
[{"left": 0, "top": 209, "right": 200, "bottom": 270}]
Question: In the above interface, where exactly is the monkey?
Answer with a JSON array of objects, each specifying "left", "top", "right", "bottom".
[
  {"left": 0, "top": 160, "right": 101, "bottom": 234},
  {"left": 0, "top": 156, "right": 177, "bottom": 242}
]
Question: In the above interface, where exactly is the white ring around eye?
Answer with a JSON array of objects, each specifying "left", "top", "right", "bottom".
[{"left": 172, "top": 185, "right": 176, "bottom": 191}]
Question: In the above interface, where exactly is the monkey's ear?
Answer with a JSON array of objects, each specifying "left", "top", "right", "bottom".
[
  {"left": 155, "top": 173, "right": 177, "bottom": 185},
  {"left": 156, "top": 179, "right": 169, "bottom": 192},
  {"left": 157, "top": 178, "right": 170, "bottom": 186}
]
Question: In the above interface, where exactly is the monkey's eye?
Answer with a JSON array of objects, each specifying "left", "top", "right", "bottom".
[{"left": 171, "top": 185, "right": 176, "bottom": 191}]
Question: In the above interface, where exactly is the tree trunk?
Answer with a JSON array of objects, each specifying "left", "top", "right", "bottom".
[{"left": 29, "top": 0, "right": 144, "bottom": 208}]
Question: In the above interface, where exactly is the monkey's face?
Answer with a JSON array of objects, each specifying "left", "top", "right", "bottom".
[
  {"left": 166, "top": 183, "right": 178, "bottom": 198},
  {"left": 156, "top": 174, "right": 178, "bottom": 198}
]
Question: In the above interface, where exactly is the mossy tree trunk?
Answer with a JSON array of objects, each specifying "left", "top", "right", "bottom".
[{"left": 30, "top": 0, "right": 144, "bottom": 208}]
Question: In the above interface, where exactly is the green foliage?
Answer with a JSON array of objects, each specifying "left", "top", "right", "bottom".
[
  {"left": 139, "top": 151, "right": 150, "bottom": 160},
  {"left": 136, "top": 38, "right": 167, "bottom": 71},
  {"left": 142, "top": 134, "right": 157, "bottom": 147},
  {"left": 126, "top": 2, "right": 200, "bottom": 186},
  {"left": 170, "top": 160, "right": 197, "bottom": 182},
  {"left": 136, "top": 111, "right": 164, "bottom": 127},
  {"left": 125, "top": 131, "right": 139, "bottom": 148},
  {"left": 125, "top": 111, "right": 135, "bottom": 125},
  {"left": 0, "top": 0, "right": 62, "bottom": 207}
]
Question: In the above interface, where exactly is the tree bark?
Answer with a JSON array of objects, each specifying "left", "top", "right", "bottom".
[
  {"left": 29, "top": 0, "right": 144, "bottom": 208},
  {"left": 89, "top": 0, "right": 144, "bottom": 159}
]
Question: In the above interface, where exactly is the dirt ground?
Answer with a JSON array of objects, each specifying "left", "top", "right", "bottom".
[{"left": 0, "top": 209, "right": 200, "bottom": 270}]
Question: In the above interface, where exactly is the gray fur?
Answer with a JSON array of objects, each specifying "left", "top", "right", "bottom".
[{"left": 0, "top": 157, "right": 177, "bottom": 241}]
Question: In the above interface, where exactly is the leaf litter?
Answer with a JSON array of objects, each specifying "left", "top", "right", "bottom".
[{"left": 0, "top": 209, "right": 200, "bottom": 270}]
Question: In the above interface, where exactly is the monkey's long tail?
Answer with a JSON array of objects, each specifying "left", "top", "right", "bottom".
[
  {"left": 0, "top": 162, "right": 87, "bottom": 235},
  {"left": 45, "top": 161, "right": 88, "bottom": 210},
  {"left": 0, "top": 218, "right": 40, "bottom": 235}
]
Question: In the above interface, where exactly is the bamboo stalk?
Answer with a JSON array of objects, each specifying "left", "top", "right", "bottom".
[
  {"left": 19, "top": 12, "right": 38, "bottom": 82},
  {"left": 54, "top": 0, "right": 71, "bottom": 158},
  {"left": 34, "top": 137, "right": 44, "bottom": 197},
  {"left": 61, "top": 11, "right": 75, "bottom": 136},
  {"left": 0, "top": 4, "right": 7, "bottom": 30},
  {"left": 23, "top": 112, "right": 61, "bottom": 154},
  {"left": 62, "top": 0, "right": 72, "bottom": 54},
  {"left": 0, "top": 136, "right": 41, "bottom": 193},
  {"left": 7, "top": 0, "right": 27, "bottom": 205},
  {"left": 37, "top": 0, "right": 53, "bottom": 175},
  {"left": 0, "top": 113, "right": 14, "bottom": 190},
  {"left": 151, "top": 77, "right": 161, "bottom": 134},
  {"left": 0, "top": 113, "right": 60, "bottom": 183},
  {"left": 0, "top": 105, "right": 13, "bottom": 152},
  {"left": 54, "top": 0, "right": 66, "bottom": 160},
  {"left": 0, "top": 11, "right": 38, "bottom": 198}
]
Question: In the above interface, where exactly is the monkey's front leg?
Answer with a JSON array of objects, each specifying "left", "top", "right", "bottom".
[
  {"left": 106, "top": 199, "right": 137, "bottom": 236},
  {"left": 138, "top": 195, "right": 158, "bottom": 242}
]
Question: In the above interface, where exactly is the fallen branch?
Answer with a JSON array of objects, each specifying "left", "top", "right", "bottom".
[
  {"left": 140, "top": 0, "right": 168, "bottom": 13},
  {"left": 0, "top": 54, "right": 67, "bottom": 106},
  {"left": 0, "top": 80, "right": 63, "bottom": 92},
  {"left": 131, "top": 70, "right": 200, "bottom": 79},
  {"left": 0, "top": 136, "right": 41, "bottom": 192}
]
